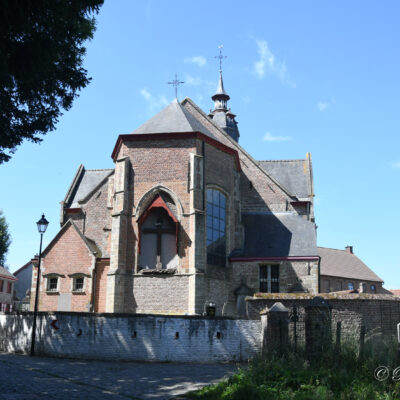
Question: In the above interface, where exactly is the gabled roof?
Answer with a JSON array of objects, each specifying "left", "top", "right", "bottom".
[
  {"left": 132, "top": 99, "right": 217, "bottom": 140},
  {"left": 64, "top": 165, "right": 113, "bottom": 208},
  {"left": 0, "top": 266, "right": 17, "bottom": 281},
  {"left": 13, "top": 260, "right": 34, "bottom": 276},
  {"left": 259, "top": 159, "right": 312, "bottom": 200},
  {"left": 42, "top": 219, "right": 99, "bottom": 258},
  {"left": 181, "top": 98, "right": 296, "bottom": 199},
  {"left": 231, "top": 212, "right": 318, "bottom": 258},
  {"left": 318, "top": 247, "right": 383, "bottom": 282}
]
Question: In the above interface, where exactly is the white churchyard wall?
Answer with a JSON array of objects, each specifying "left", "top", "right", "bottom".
[{"left": 0, "top": 312, "right": 261, "bottom": 362}]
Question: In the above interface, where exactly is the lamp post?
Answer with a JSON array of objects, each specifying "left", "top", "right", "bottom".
[{"left": 30, "top": 214, "right": 49, "bottom": 357}]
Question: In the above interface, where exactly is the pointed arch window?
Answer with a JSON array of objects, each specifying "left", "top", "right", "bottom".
[
  {"left": 138, "top": 195, "right": 179, "bottom": 270},
  {"left": 206, "top": 189, "right": 226, "bottom": 267}
]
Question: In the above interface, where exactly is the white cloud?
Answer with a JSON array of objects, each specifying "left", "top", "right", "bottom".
[
  {"left": 317, "top": 101, "right": 328, "bottom": 111},
  {"left": 140, "top": 88, "right": 152, "bottom": 102},
  {"left": 253, "top": 39, "right": 295, "bottom": 87},
  {"left": 184, "top": 56, "right": 207, "bottom": 67},
  {"left": 391, "top": 161, "right": 400, "bottom": 170},
  {"left": 139, "top": 88, "right": 169, "bottom": 114},
  {"left": 263, "top": 132, "right": 292, "bottom": 142}
]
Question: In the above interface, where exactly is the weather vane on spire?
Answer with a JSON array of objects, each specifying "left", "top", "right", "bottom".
[
  {"left": 168, "top": 73, "right": 184, "bottom": 99},
  {"left": 215, "top": 44, "right": 227, "bottom": 72}
]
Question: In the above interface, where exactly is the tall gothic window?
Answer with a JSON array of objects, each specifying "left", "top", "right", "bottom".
[
  {"left": 139, "top": 207, "right": 178, "bottom": 270},
  {"left": 206, "top": 189, "right": 226, "bottom": 267}
]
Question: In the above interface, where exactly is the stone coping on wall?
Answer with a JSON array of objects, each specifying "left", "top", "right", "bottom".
[
  {"left": 0, "top": 311, "right": 247, "bottom": 320},
  {"left": 248, "top": 292, "right": 400, "bottom": 301}
]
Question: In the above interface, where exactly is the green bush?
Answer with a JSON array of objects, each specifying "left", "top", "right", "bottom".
[{"left": 188, "top": 341, "right": 400, "bottom": 400}]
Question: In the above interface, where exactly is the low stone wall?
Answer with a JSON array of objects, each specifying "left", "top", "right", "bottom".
[
  {"left": 0, "top": 312, "right": 261, "bottom": 362},
  {"left": 247, "top": 293, "right": 400, "bottom": 343}
]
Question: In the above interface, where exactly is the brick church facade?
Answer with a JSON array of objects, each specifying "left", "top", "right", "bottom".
[{"left": 31, "top": 72, "right": 385, "bottom": 316}]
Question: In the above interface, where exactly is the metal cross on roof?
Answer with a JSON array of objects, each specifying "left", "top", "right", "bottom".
[
  {"left": 215, "top": 44, "right": 227, "bottom": 72},
  {"left": 168, "top": 73, "right": 184, "bottom": 99}
]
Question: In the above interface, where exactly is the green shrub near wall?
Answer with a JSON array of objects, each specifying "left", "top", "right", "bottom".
[{"left": 189, "top": 341, "right": 400, "bottom": 400}]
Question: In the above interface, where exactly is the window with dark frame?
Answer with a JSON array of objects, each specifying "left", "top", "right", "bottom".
[
  {"left": 206, "top": 189, "right": 226, "bottom": 267},
  {"left": 47, "top": 277, "right": 58, "bottom": 292},
  {"left": 348, "top": 282, "right": 354, "bottom": 291},
  {"left": 0, "top": 280, "right": 3, "bottom": 292},
  {"left": 6, "top": 282, "right": 12, "bottom": 294},
  {"left": 259, "top": 265, "right": 279, "bottom": 293},
  {"left": 73, "top": 277, "right": 84, "bottom": 292},
  {"left": 370, "top": 284, "right": 376, "bottom": 293}
]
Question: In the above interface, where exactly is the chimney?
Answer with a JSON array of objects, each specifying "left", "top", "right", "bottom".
[{"left": 345, "top": 245, "right": 353, "bottom": 254}]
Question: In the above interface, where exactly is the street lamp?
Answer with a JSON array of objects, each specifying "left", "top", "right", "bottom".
[{"left": 30, "top": 214, "right": 49, "bottom": 356}]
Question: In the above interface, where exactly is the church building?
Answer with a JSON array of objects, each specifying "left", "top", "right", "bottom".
[{"left": 30, "top": 70, "right": 385, "bottom": 316}]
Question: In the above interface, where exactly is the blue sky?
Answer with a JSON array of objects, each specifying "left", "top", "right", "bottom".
[{"left": 1, "top": 1, "right": 399, "bottom": 289}]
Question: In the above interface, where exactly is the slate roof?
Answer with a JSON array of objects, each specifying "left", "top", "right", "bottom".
[
  {"left": 0, "top": 266, "right": 17, "bottom": 280},
  {"left": 65, "top": 166, "right": 113, "bottom": 208},
  {"left": 132, "top": 99, "right": 217, "bottom": 140},
  {"left": 318, "top": 247, "right": 383, "bottom": 282},
  {"left": 259, "top": 159, "right": 312, "bottom": 199},
  {"left": 234, "top": 212, "right": 318, "bottom": 258},
  {"left": 212, "top": 72, "right": 230, "bottom": 100}
]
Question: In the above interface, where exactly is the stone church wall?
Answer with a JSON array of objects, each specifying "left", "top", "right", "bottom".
[
  {"left": 0, "top": 313, "right": 261, "bottom": 363},
  {"left": 132, "top": 274, "right": 190, "bottom": 314},
  {"left": 246, "top": 294, "right": 400, "bottom": 342}
]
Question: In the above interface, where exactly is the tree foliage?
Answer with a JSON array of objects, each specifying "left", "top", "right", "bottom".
[
  {"left": 0, "top": 0, "right": 103, "bottom": 163},
  {"left": 0, "top": 210, "right": 11, "bottom": 266}
]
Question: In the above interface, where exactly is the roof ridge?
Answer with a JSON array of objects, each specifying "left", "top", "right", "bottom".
[
  {"left": 180, "top": 98, "right": 297, "bottom": 199},
  {"left": 86, "top": 168, "right": 114, "bottom": 172},
  {"left": 318, "top": 246, "right": 348, "bottom": 252},
  {"left": 259, "top": 159, "right": 307, "bottom": 163}
]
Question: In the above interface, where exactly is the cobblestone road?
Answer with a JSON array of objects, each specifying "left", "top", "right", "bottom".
[{"left": 0, "top": 353, "right": 238, "bottom": 399}]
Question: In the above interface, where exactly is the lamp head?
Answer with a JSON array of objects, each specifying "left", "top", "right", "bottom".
[{"left": 36, "top": 214, "right": 49, "bottom": 234}]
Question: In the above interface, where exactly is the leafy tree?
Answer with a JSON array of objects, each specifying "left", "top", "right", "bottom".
[
  {"left": 0, "top": 210, "right": 11, "bottom": 266},
  {"left": 0, "top": 0, "right": 104, "bottom": 163}
]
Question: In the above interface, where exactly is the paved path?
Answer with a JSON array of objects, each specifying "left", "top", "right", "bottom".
[{"left": 0, "top": 353, "right": 238, "bottom": 399}]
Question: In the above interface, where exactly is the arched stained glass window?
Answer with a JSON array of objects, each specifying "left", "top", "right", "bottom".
[{"left": 206, "top": 189, "right": 226, "bottom": 266}]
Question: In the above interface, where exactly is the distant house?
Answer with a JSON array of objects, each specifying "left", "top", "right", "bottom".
[
  {"left": 319, "top": 246, "right": 385, "bottom": 294},
  {"left": 13, "top": 257, "right": 37, "bottom": 311},
  {"left": 390, "top": 289, "right": 400, "bottom": 296},
  {"left": 0, "top": 266, "right": 17, "bottom": 311}
]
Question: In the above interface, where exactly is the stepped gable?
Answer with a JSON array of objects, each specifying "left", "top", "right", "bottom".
[{"left": 318, "top": 247, "right": 383, "bottom": 282}]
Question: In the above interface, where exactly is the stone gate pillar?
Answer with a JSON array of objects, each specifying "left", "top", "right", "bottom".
[
  {"left": 261, "top": 302, "right": 289, "bottom": 355},
  {"left": 305, "top": 296, "right": 332, "bottom": 359}
]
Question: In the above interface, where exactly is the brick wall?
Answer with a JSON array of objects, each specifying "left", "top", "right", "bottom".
[
  {"left": 246, "top": 294, "right": 400, "bottom": 342},
  {"left": 33, "top": 223, "right": 95, "bottom": 312},
  {"left": 0, "top": 313, "right": 261, "bottom": 363}
]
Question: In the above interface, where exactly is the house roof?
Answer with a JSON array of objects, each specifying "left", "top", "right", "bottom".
[
  {"left": 64, "top": 166, "right": 113, "bottom": 208},
  {"left": 318, "top": 247, "right": 383, "bottom": 282},
  {"left": 0, "top": 266, "right": 17, "bottom": 281},
  {"left": 232, "top": 212, "right": 318, "bottom": 258},
  {"left": 390, "top": 289, "right": 400, "bottom": 296},
  {"left": 42, "top": 219, "right": 99, "bottom": 258},
  {"left": 132, "top": 99, "right": 217, "bottom": 140},
  {"left": 13, "top": 260, "right": 34, "bottom": 276},
  {"left": 259, "top": 159, "right": 312, "bottom": 200}
]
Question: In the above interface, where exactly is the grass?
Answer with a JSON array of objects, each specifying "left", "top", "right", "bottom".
[{"left": 188, "top": 341, "right": 400, "bottom": 400}]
